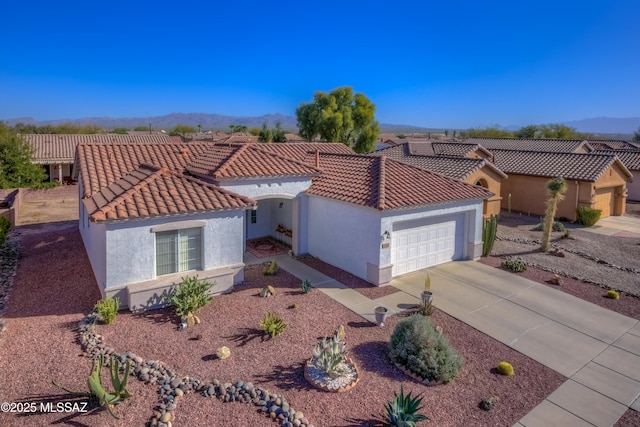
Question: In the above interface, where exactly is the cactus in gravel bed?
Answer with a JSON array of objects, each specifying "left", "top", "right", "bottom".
[
  {"left": 482, "top": 215, "right": 497, "bottom": 257},
  {"left": 52, "top": 354, "right": 132, "bottom": 419},
  {"left": 606, "top": 290, "right": 620, "bottom": 300}
]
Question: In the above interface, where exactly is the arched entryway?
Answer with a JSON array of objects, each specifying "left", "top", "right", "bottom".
[{"left": 475, "top": 179, "right": 490, "bottom": 216}]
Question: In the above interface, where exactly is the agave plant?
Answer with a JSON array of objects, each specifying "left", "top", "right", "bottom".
[
  {"left": 53, "top": 354, "right": 132, "bottom": 419},
  {"left": 383, "top": 385, "right": 429, "bottom": 427},
  {"left": 311, "top": 333, "right": 347, "bottom": 375}
]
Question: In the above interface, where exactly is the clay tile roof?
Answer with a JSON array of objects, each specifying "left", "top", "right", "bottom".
[
  {"left": 306, "top": 154, "right": 493, "bottom": 211},
  {"left": 255, "top": 142, "right": 354, "bottom": 162},
  {"left": 185, "top": 144, "right": 322, "bottom": 179},
  {"left": 587, "top": 140, "right": 638, "bottom": 151},
  {"left": 594, "top": 150, "right": 640, "bottom": 171},
  {"left": 489, "top": 149, "right": 633, "bottom": 181},
  {"left": 75, "top": 142, "right": 214, "bottom": 198},
  {"left": 376, "top": 141, "right": 491, "bottom": 159},
  {"left": 466, "top": 137, "right": 592, "bottom": 153},
  {"left": 83, "top": 164, "right": 255, "bottom": 222},
  {"left": 26, "top": 134, "right": 173, "bottom": 163}
]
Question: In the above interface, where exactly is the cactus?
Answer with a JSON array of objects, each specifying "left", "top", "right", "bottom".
[
  {"left": 259, "top": 312, "right": 287, "bottom": 338},
  {"left": 482, "top": 214, "right": 497, "bottom": 257},
  {"left": 53, "top": 354, "right": 132, "bottom": 419},
  {"left": 606, "top": 290, "right": 620, "bottom": 300},
  {"left": 300, "top": 279, "right": 313, "bottom": 294},
  {"left": 311, "top": 335, "right": 348, "bottom": 375}
]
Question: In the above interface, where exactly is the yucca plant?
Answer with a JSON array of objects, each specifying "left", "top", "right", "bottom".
[
  {"left": 382, "top": 385, "right": 429, "bottom": 426},
  {"left": 94, "top": 296, "right": 120, "bottom": 324},
  {"left": 259, "top": 312, "right": 287, "bottom": 338}
]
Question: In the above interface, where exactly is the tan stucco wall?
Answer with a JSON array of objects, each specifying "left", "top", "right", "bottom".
[
  {"left": 500, "top": 164, "right": 628, "bottom": 220},
  {"left": 466, "top": 168, "right": 503, "bottom": 217}
]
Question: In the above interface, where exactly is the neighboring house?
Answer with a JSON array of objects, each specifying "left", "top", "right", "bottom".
[
  {"left": 25, "top": 133, "right": 172, "bottom": 183},
  {"left": 74, "top": 142, "right": 492, "bottom": 311},
  {"left": 594, "top": 151, "right": 640, "bottom": 201},
  {"left": 466, "top": 138, "right": 594, "bottom": 153},
  {"left": 372, "top": 142, "right": 506, "bottom": 216},
  {"left": 587, "top": 140, "right": 639, "bottom": 151},
  {"left": 490, "top": 150, "right": 632, "bottom": 220}
]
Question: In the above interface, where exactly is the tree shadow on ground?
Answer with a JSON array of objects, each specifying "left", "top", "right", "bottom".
[
  {"left": 253, "top": 363, "right": 311, "bottom": 392},
  {"left": 350, "top": 341, "right": 404, "bottom": 381},
  {"left": 223, "top": 327, "right": 267, "bottom": 347},
  {"left": 132, "top": 307, "right": 174, "bottom": 325},
  {"left": 341, "top": 416, "right": 383, "bottom": 427}
]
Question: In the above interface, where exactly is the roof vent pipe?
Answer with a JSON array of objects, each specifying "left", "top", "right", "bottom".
[{"left": 315, "top": 149, "right": 320, "bottom": 168}]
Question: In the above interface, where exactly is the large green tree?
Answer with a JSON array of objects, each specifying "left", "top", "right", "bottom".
[
  {"left": 462, "top": 125, "right": 513, "bottom": 138},
  {"left": 515, "top": 123, "right": 590, "bottom": 140},
  {"left": 296, "top": 86, "right": 379, "bottom": 153},
  {"left": 632, "top": 127, "right": 640, "bottom": 143},
  {"left": 0, "top": 123, "right": 47, "bottom": 188}
]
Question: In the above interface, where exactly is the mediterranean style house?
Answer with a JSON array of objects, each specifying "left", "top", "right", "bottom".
[{"left": 74, "top": 141, "right": 492, "bottom": 311}]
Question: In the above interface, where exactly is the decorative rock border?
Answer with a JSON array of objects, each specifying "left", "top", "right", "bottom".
[
  {"left": 303, "top": 357, "right": 360, "bottom": 393},
  {"left": 393, "top": 362, "right": 444, "bottom": 386},
  {"left": 76, "top": 313, "right": 315, "bottom": 427}
]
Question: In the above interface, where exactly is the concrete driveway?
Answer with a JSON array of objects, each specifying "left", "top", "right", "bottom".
[
  {"left": 579, "top": 215, "right": 640, "bottom": 237},
  {"left": 389, "top": 261, "right": 640, "bottom": 427}
]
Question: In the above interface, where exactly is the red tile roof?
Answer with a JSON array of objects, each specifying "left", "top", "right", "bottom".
[
  {"left": 26, "top": 134, "right": 173, "bottom": 163},
  {"left": 254, "top": 142, "right": 354, "bottom": 162},
  {"left": 306, "top": 154, "right": 493, "bottom": 210},
  {"left": 83, "top": 164, "right": 255, "bottom": 222},
  {"left": 490, "top": 150, "right": 633, "bottom": 181},
  {"left": 75, "top": 142, "right": 214, "bottom": 197},
  {"left": 185, "top": 144, "right": 322, "bottom": 179}
]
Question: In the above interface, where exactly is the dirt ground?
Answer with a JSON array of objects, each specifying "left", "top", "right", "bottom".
[{"left": 18, "top": 186, "right": 79, "bottom": 225}]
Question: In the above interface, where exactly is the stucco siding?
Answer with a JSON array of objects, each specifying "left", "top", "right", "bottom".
[
  {"left": 103, "top": 210, "right": 245, "bottom": 288},
  {"left": 628, "top": 171, "right": 640, "bottom": 201},
  {"left": 307, "top": 196, "right": 380, "bottom": 281},
  {"left": 466, "top": 168, "right": 502, "bottom": 217}
]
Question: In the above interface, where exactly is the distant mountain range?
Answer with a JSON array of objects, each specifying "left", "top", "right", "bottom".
[{"left": 3, "top": 113, "right": 639, "bottom": 135}]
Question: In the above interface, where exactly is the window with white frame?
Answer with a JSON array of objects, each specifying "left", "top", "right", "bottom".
[{"left": 155, "top": 228, "right": 202, "bottom": 276}]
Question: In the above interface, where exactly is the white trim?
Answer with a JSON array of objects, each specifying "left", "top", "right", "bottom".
[{"left": 150, "top": 220, "right": 207, "bottom": 233}]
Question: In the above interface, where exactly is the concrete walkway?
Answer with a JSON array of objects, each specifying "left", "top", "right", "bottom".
[
  {"left": 579, "top": 215, "right": 640, "bottom": 237},
  {"left": 255, "top": 254, "right": 640, "bottom": 426}
]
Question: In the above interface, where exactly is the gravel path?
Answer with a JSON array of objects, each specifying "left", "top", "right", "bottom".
[{"left": 0, "top": 223, "right": 565, "bottom": 426}]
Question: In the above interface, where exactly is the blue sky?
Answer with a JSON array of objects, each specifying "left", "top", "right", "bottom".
[{"left": 1, "top": 1, "right": 638, "bottom": 129}]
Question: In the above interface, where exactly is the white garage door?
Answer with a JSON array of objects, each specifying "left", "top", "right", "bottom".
[{"left": 391, "top": 218, "right": 459, "bottom": 276}]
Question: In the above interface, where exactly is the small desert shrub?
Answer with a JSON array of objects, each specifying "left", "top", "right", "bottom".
[
  {"left": 0, "top": 216, "right": 11, "bottom": 247},
  {"left": 497, "top": 361, "right": 514, "bottom": 376},
  {"left": 576, "top": 207, "right": 602, "bottom": 226},
  {"left": 388, "top": 314, "right": 464, "bottom": 383},
  {"left": 311, "top": 333, "right": 347, "bottom": 375},
  {"left": 94, "top": 296, "right": 120, "bottom": 324},
  {"left": 259, "top": 312, "right": 287, "bottom": 338},
  {"left": 382, "top": 385, "right": 429, "bottom": 426},
  {"left": 533, "top": 221, "right": 565, "bottom": 232},
  {"left": 165, "top": 276, "right": 214, "bottom": 317},
  {"left": 562, "top": 229, "right": 573, "bottom": 239},
  {"left": 501, "top": 258, "right": 527, "bottom": 273},
  {"left": 263, "top": 260, "right": 278, "bottom": 276},
  {"left": 300, "top": 279, "right": 312, "bottom": 294},
  {"left": 606, "top": 290, "right": 620, "bottom": 300}
]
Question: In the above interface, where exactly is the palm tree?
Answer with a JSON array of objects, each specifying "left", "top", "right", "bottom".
[{"left": 541, "top": 177, "right": 567, "bottom": 252}]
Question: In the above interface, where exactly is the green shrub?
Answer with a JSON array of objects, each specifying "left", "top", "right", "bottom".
[
  {"left": 263, "top": 260, "right": 278, "bottom": 276},
  {"left": 388, "top": 314, "right": 464, "bottom": 383},
  {"left": 311, "top": 333, "right": 347, "bottom": 375},
  {"left": 0, "top": 216, "right": 11, "bottom": 247},
  {"left": 576, "top": 207, "right": 602, "bottom": 226},
  {"left": 606, "top": 290, "right": 620, "bottom": 300},
  {"left": 94, "top": 296, "right": 120, "bottom": 324},
  {"left": 497, "top": 361, "right": 514, "bottom": 376},
  {"left": 300, "top": 279, "right": 312, "bottom": 294},
  {"left": 501, "top": 258, "right": 527, "bottom": 273},
  {"left": 259, "top": 312, "right": 287, "bottom": 338},
  {"left": 533, "top": 221, "right": 565, "bottom": 232},
  {"left": 165, "top": 276, "right": 214, "bottom": 316},
  {"left": 382, "top": 385, "right": 429, "bottom": 426}
]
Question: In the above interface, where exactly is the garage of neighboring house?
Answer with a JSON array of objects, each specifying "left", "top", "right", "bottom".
[{"left": 390, "top": 214, "right": 463, "bottom": 276}]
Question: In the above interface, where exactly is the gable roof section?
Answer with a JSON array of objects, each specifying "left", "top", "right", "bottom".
[
  {"left": 594, "top": 150, "right": 640, "bottom": 171},
  {"left": 26, "top": 134, "right": 173, "bottom": 163},
  {"left": 587, "top": 140, "right": 639, "bottom": 151},
  {"left": 75, "top": 142, "right": 213, "bottom": 198},
  {"left": 185, "top": 144, "right": 322, "bottom": 180},
  {"left": 83, "top": 164, "right": 255, "bottom": 222},
  {"left": 490, "top": 150, "right": 633, "bottom": 181},
  {"left": 467, "top": 138, "right": 593, "bottom": 153},
  {"left": 376, "top": 141, "right": 491, "bottom": 158},
  {"left": 306, "top": 154, "right": 493, "bottom": 211}
]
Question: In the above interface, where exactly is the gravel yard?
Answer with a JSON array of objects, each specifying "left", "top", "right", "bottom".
[{"left": 489, "top": 214, "right": 640, "bottom": 297}]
